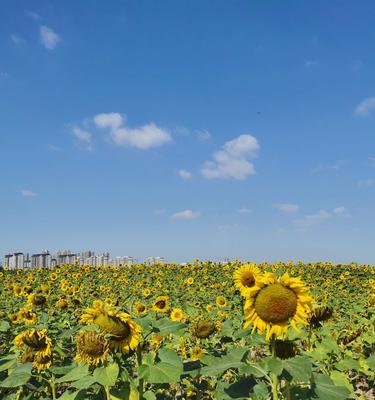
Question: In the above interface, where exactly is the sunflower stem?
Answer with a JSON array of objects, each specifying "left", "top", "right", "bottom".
[
  {"left": 136, "top": 343, "right": 144, "bottom": 398},
  {"left": 104, "top": 385, "right": 111, "bottom": 400},
  {"left": 50, "top": 373, "right": 57, "bottom": 400},
  {"left": 271, "top": 338, "right": 279, "bottom": 400}
]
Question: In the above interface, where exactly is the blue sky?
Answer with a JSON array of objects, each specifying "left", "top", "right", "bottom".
[{"left": 1, "top": 1, "right": 374, "bottom": 263}]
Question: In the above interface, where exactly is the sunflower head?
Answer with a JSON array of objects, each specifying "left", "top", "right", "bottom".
[
  {"left": 244, "top": 273, "right": 313, "bottom": 340},
  {"left": 192, "top": 319, "right": 216, "bottom": 339},
  {"left": 191, "top": 347, "right": 207, "bottom": 361},
  {"left": 170, "top": 308, "right": 186, "bottom": 322},
  {"left": 233, "top": 263, "right": 261, "bottom": 296},
  {"left": 75, "top": 330, "right": 109, "bottom": 366},
  {"left": 28, "top": 294, "right": 47, "bottom": 307},
  {"left": 152, "top": 295, "right": 170, "bottom": 313},
  {"left": 308, "top": 306, "right": 333, "bottom": 328},
  {"left": 273, "top": 340, "right": 297, "bottom": 359},
  {"left": 56, "top": 299, "right": 68, "bottom": 310},
  {"left": 216, "top": 296, "right": 227, "bottom": 308},
  {"left": 133, "top": 302, "right": 147, "bottom": 315}
]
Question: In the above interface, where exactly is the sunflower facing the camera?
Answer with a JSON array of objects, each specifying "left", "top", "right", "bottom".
[
  {"left": 233, "top": 263, "right": 261, "bottom": 297},
  {"left": 243, "top": 273, "right": 313, "bottom": 340}
]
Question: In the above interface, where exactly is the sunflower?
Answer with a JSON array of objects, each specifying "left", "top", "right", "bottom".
[
  {"left": 191, "top": 347, "right": 207, "bottom": 361},
  {"left": 56, "top": 299, "right": 68, "bottom": 310},
  {"left": 233, "top": 263, "right": 261, "bottom": 296},
  {"left": 15, "top": 329, "right": 52, "bottom": 371},
  {"left": 28, "top": 294, "right": 47, "bottom": 307},
  {"left": 152, "top": 295, "right": 170, "bottom": 313},
  {"left": 170, "top": 308, "right": 186, "bottom": 322},
  {"left": 17, "top": 307, "right": 38, "bottom": 325},
  {"left": 243, "top": 273, "right": 313, "bottom": 340},
  {"left": 142, "top": 288, "right": 151, "bottom": 298},
  {"left": 216, "top": 296, "right": 227, "bottom": 308},
  {"left": 80, "top": 300, "right": 141, "bottom": 354},
  {"left": 75, "top": 331, "right": 109, "bottom": 366},
  {"left": 133, "top": 302, "right": 147, "bottom": 315},
  {"left": 192, "top": 319, "right": 216, "bottom": 339}
]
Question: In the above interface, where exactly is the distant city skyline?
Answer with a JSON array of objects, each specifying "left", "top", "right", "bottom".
[{"left": 2, "top": 249, "right": 165, "bottom": 269}]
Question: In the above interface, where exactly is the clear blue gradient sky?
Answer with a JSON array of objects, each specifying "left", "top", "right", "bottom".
[{"left": 1, "top": 1, "right": 374, "bottom": 263}]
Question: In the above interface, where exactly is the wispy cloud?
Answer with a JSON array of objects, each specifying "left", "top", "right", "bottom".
[
  {"left": 178, "top": 169, "right": 193, "bottom": 180},
  {"left": 333, "top": 206, "right": 351, "bottom": 217},
  {"left": 354, "top": 97, "right": 375, "bottom": 117},
  {"left": 94, "top": 112, "right": 171, "bottom": 150},
  {"left": 171, "top": 210, "right": 200, "bottom": 220},
  {"left": 274, "top": 203, "right": 299, "bottom": 213},
  {"left": 40, "top": 26, "right": 60, "bottom": 50},
  {"left": 46, "top": 144, "right": 60, "bottom": 152},
  {"left": 201, "top": 134, "right": 260, "bottom": 180},
  {"left": 293, "top": 210, "right": 331, "bottom": 229},
  {"left": 358, "top": 179, "right": 374, "bottom": 188},
  {"left": 0, "top": 72, "right": 8, "bottom": 78},
  {"left": 311, "top": 160, "right": 347, "bottom": 175},
  {"left": 304, "top": 60, "right": 318, "bottom": 68},
  {"left": 26, "top": 10, "right": 41, "bottom": 20},
  {"left": 72, "top": 126, "right": 93, "bottom": 151},
  {"left": 11, "top": 34, "right": 25, "bottom": 45},
  {"left": 197, "top": 130, "right": 211, "bottom": 141},
  {"left": 21, "top": 190, "right": 37, "bottom": 197},
  {"left": 238, "top": 207, "right": 252, "bottom": 214}
]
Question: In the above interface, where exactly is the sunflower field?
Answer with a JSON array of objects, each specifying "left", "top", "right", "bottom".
[{"left": 0, "top": 261, "right": 374, "bottom": 400}]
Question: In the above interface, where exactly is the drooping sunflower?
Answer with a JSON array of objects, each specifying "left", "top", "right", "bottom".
[
  {"left": 170, "top": 308, "right": 186, "bottom": 322},
  {"left": 152, "top": 295, "right": 170, "bottom": 313},
  {"left": 15, "top": 329, "right": 52, "bottom": 370},
  {"left": 75, "top": 330, "right": 109, "bottom": 366},
  {"left": 192, "top": 318, "right": 216, "bottom": 339},
  {"left": 17, "top": 307, "right": 38, "bottom": 325},
  {"left": 243, "top": 273, "right": 313, "bottom": 340},
  {"left": 80, "top": 300, "right": 141, "bottom": 354},
  {"left": 233, "top": 263, "right": 261, "bottom": 296}
]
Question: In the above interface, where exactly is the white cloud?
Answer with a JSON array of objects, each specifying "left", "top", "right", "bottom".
[
  {"left": 94, "top": 113, "right": 124, "bottom": 130},
  {"left": 40, "top": 26, "right": 60, "bottom": 50},
  {"left": 11, "top": 34, "right": 24, "bottom": 45},
  {"left": 21, "top": 190, "right": 37, "bottom": 197},
  {"left": 46, "top": 144, "right": 60, "bottom": 152},
  {"left": 94, "top": 112, "right": 171, "bottom": 150},
  {"left": 354, "top": 97, "right": 375, "bottom": 116},
  {"left": 358, "top": 179, "right": 374, "bottom": 188},
  {"left": 178, "top": 169, "right": 192, "bottom": 180},
  {"left": 333, "top": 206, "right": 351, "bottom": 217},
  {"left": 197, "top": 130, "right": 211, "bottom": 141},
  {"left": 311, "top": 160, "right": 347, "bottom": 175},
  {"left": 274, "top": 203, "right": 299, "bottom": 213},
  {"left": 293, "top": 210, "right": 331, "bottom": 228},
  {"left": 171, "top": 210, "right": 200, "bottom": 220},
  {"left": 72, "top": 126, "right": 93, "bottom": 151},
  {"left": 153, "top": 209, "right": 166, "bottom": 215},
  {"left": 201, "top": 134, "right": 260, "bottom": 180},
  {"left": 0, "top": 72, "right": 8, "bottom": 78},
  {"left": 238, "top": 207, "right": 252, "bottom": 214}
]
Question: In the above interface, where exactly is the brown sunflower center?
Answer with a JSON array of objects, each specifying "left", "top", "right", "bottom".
[
  {"left": 242, "top": 273, "right": 255, "bottom": 287},
  {"left": 94, "top": 314, "right": 131, "bottom": 338},
  {"left": 254, "top": 284, "right": 297, "bottom": 324},
  {"left": 78, "top": 335, "right": 107, "bottom": 357},
  {"left": 194, "top": 320, "right": 216, "bottom": 338},
  {"left": 155, "top": 300, "right": 166, "bottom": 309},
  {"left": 22, "top": 332, "right": 48, "bottom": 350}
]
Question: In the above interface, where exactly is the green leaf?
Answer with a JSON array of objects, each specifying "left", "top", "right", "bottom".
[
  {"left": 264, "top": 356, "right": 283, "bottom": 376},
  {"left": 0, "top": 363, "right": 32, "bottom": 388},
  {"left": 56, "top": 364, "right": 90, "bottom": 383},
  {"left": 93, "top": 363, "right": 119, "bottom": 387},
  {"left": 152, "top": 318, "right": 187, "bottom": 336},
  {"left": 143, "top": 391, "right": 157, "bottom": 400},
  {"left": 0, "top": 320, "right": 10, "bottom": 332},
  {"left": 252, "top": 382, "right": 270, "bottom": 400},
  {"left": 282, "top": 356, "right": 312, "bottom": 382},
  {"left": 200, "top": 348, "right": 248, "bottom": 376},
  {"left": 314, "top": 374, "right": 351, "bottom": 400},
  {"left": 330, "top": 371, "right": 353, "bottom": 393},
  {"left": 335, "top": 358, "right": 360, "bottom": 372},
  {"left": 0, "top": 358, "right": 17, "bottom": 373},
  {"left": 214, "top": 378, "right": 255, "bottom": 400},
  {"left": 71, "top": 375, "right": 97, "bottom": 390},
  {"left": 139, "top": 351, "right": 183, "bottom": 384},
  {"left": 239, "top": 363, "right": 268, "bottom": 378}
]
